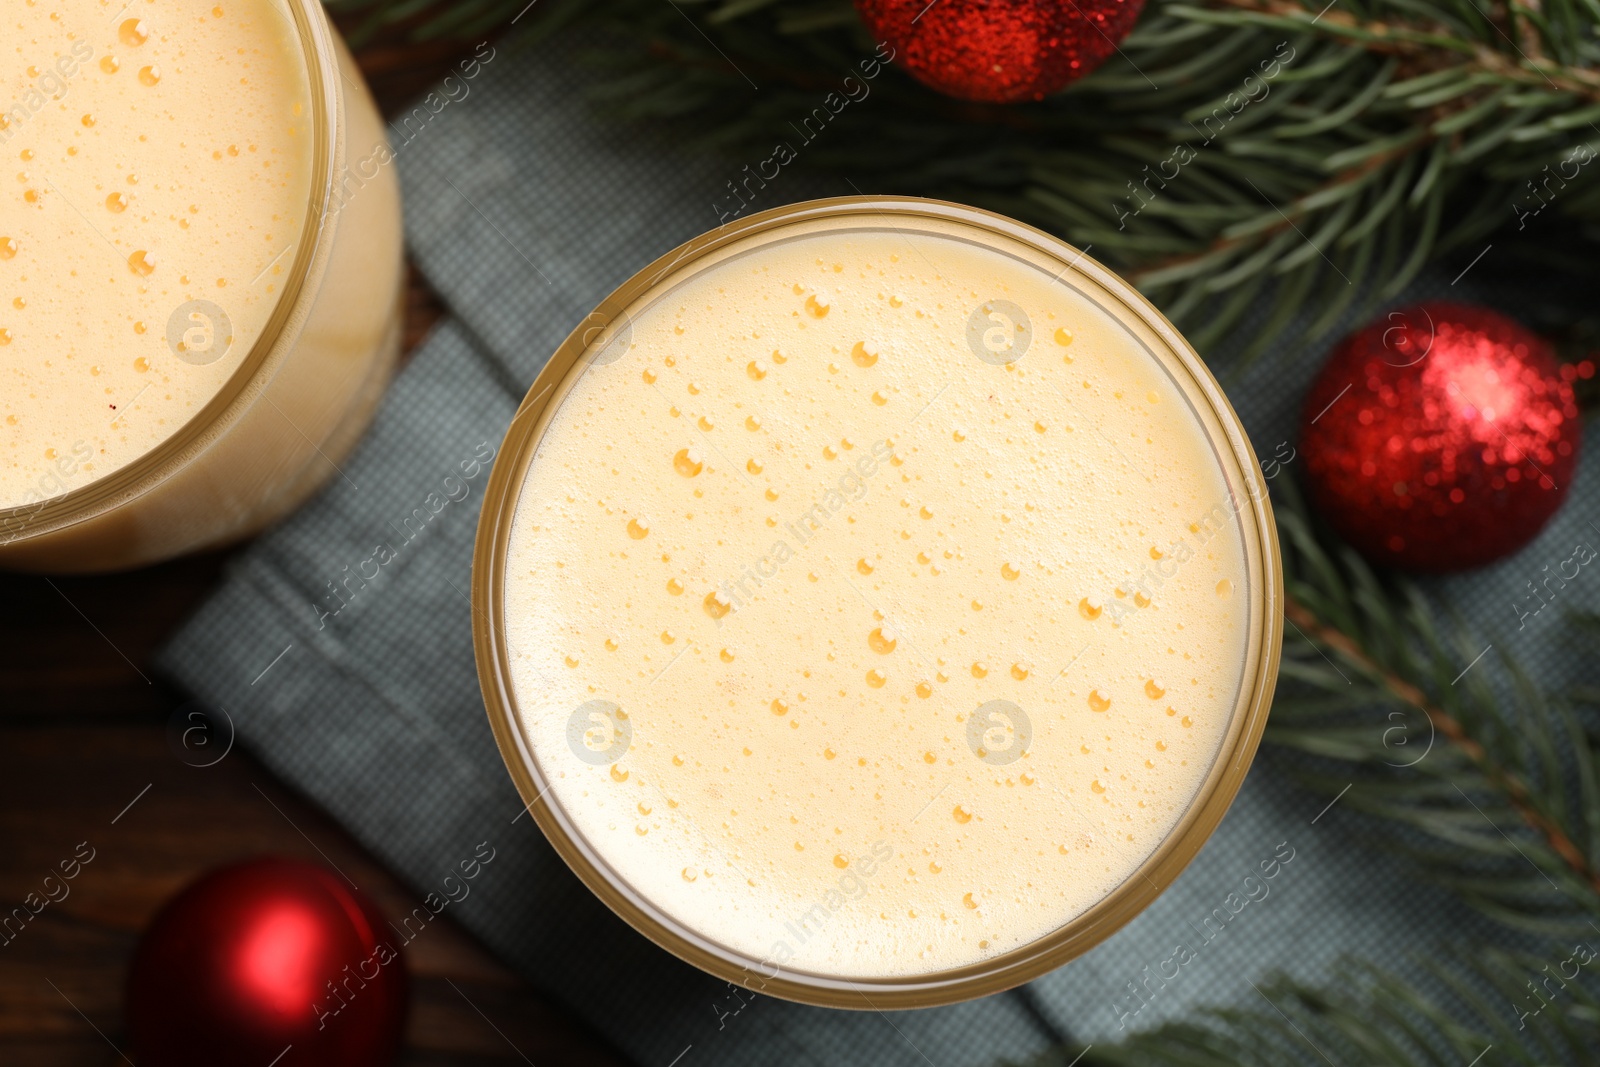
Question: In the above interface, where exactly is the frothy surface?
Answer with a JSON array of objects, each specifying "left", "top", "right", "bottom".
[
  {"left": 1, "top": 0, "right": 313, "bottom": 508},
  {"left": 504, "top": 224, "right": 1250, "bottom": 977}
]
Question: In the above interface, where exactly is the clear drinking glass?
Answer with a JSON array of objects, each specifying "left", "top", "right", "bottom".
[
  {"left": 0, "top": 0, "right": 402, "bottom": 572},
  {"left": 473, "top": 197, "right": 1283, "bottom": 1008}
]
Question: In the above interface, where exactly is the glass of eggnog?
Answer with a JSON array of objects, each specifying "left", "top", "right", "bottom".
[
  {"left": 473, "top": 197, "right": 1282, "bottom": 1008},
  {"left": 0, "top": 0, "right": 402, "bottom": 571}
]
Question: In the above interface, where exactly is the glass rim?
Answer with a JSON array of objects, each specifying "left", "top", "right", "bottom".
[
  {"left": 0, "top": 0, "right": 341, "bottom": 541},
  {"left": 471, "top": 195, "right": 1284, "bottom": 1010}
]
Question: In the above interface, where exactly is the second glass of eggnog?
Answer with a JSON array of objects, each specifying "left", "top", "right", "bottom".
[
  {"left": 474, "top": 197, "right": 1282, "bottom": 1008},
  {"left": 0, "top": 0, "right": 402, "bottom": 571}
]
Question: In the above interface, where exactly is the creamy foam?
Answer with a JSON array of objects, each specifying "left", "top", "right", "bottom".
[
  {"left": 1, "top": 0, "right": 313, "bottom": 508},
  {"left": 503, "top": 224, "right": 1250, "bottom": 977}
]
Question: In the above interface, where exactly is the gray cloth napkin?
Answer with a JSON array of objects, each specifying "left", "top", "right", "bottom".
[{"left": 160, "top": 26, "right": 1589, "bottom": 1065}]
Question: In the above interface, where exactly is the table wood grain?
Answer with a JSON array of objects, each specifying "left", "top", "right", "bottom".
[{"left": 0, "top": 18, "right": 630, "bottom": 1067}]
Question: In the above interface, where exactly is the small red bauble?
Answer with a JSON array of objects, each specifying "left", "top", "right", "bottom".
[
  {"left": 126, "top": 857, "right": 407, "bottom": 1067},
  {"left": 1300, "top": 302, "right": 1582, "bottom": 572},
  {"left": 855, "top": 0, "right": 1145, "bottom": 102}
]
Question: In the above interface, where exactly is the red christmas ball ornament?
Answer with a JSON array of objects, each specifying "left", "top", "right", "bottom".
[
  {"left": 126, "top": 857, "right": 407, "bottom": 1067},
  {"left": 1300, "top": 302, "right": 1584, "bottom": 572},
  {"left": 855, "top": 0, "right": 1144, "bottom": 102}
]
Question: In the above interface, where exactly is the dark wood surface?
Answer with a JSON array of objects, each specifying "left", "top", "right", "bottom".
[{"left": 0, "top": 20, "right": 629, "bottom": 1067}]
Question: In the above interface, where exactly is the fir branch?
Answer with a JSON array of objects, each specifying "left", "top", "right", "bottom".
[
  {"left": 1017, "top": 952, "right": 1600, "bottom": 1067},
  {"left": 1198, "top": 0, "right": 1600, "bottom": 98},
  {"left": 1267, "top": 477, "right": 1600, "bottom": 938},
  {"left": 1281, "top": 590, "right": 1600, "bottom": 898},
  {"left": 325, "top": 0, "right": 1600, "bottom": 360}
]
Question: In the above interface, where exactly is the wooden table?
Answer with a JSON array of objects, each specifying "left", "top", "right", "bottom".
[{"left": 0, "top": 21, "right": 629, "bottom": 1067}]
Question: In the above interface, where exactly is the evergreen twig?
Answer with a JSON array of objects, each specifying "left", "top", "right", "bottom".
[
  {"left": 1268, "top": 476, "right": 1600, "bottom": 937},
  {"left": 1014, "top": 953, "right": 1600, "bottom": 1066},
  {"left": 326, "top": 0, "right": 1600, "bottom": 361},
  {"left": 1282, "top": 590, "right": 1600, "bottom": 899}
]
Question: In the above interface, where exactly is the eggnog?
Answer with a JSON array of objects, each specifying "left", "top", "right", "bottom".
[
  {"left": 0, "top": 0, "right": 401, "bottom": 570},
  {"left": 481, "top": 200, "right": 1279, "bottom": 1001}
]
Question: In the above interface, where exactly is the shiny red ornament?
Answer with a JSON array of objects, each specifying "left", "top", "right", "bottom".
[
  {"left": 1300, "top": 302, "right": 1583, "bottom": 572},
  {"left": 855, "top": 0, "right": 1144, "bottom": 103},
  {"left": 126, "top": 857, "right": 407, "bottom": 1067}
]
